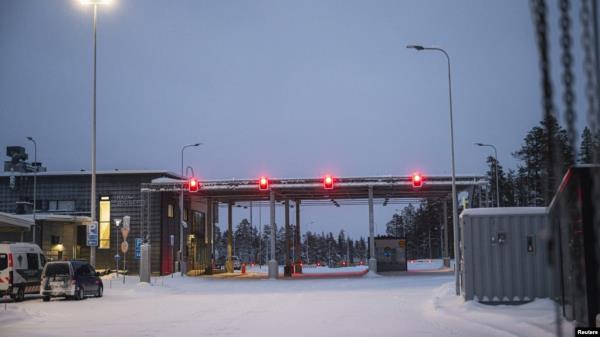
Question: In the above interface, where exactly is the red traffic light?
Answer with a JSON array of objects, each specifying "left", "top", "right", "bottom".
[
  {"left": 188, "top": 178, "right": 200, "bottom": 192},
  {"left": 411, "top": 173, "right": 423, "bottom": 188},
  {"left": 258, "top": 176, "right": 269, "bottom": 191},
  {"left": 323, "top": 175, "right": 334, "bottom": 189}
]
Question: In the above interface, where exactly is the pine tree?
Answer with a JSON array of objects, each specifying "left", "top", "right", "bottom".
[
  {"left": 234, "top": 219, "right": 254, "bottom": 263},
  {"left": 354, "top": 237, "right": 367, "bottom": 262},
  {"left": 337, "top": 230, "right": 346, "bottom": 262},
  {"left": 385, "top": 213, "right": 404, "bottom": 237},
  {"left": 504, "top": 169, "right": 517, "bottom": 207},
  {"left": 579, "top": 127, "right": 595, "bottom": 164},
  {"left": 513, "top": 114, "right": 574, "bottom": 206}
]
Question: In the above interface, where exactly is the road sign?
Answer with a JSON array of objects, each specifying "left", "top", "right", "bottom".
[
  {"left": 87, "top": 221, "right": 98, "bottom": 247},
  {"left": 121, "top": 227, "right": 130, "bottom": 241},
  {"left": 135, "top": 238, "right": 142, "bottom": 259},
  {"left": 122, "top": 216, "right": 130, "bottom": 229},
  {"left": 170, "top": 234, "right": 174, "bottom": 246}
]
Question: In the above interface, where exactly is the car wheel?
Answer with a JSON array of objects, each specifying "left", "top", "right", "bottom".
[
  {"left": 15, "top": 287, "right": 24, "bottom": 302},
  {"left": 75, "top": 287, "right": 84, "bottom": 300},
  {"left": 95, "top": 286, "right": 103, "bottom": 298},
  {"left": 42, "top": 296, "right": 50, "bottom": 302}
]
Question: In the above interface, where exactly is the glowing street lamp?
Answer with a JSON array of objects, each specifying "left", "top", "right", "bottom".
[
  {"left": 407, "top": 43, "right": 460, "bottom": 295},
  {"left": 81, "top": 0, "right": 112, "bottom": 268}
]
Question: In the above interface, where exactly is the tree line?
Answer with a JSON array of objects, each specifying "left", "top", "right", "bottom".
[
  {"left": 481, "top": 115, "right": 598, "bottom": 208},
  {"left": 214, "top": 219, "right": 368, "bottom": 266}
]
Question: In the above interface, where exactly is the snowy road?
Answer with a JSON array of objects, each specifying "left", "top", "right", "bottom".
[{"left": 0, "top": 265, "right": 571, "bottom": 337}]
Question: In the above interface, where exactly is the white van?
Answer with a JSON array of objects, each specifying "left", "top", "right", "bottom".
[{"left": 0, "top": 242, "right": 46, "bottom": 301}]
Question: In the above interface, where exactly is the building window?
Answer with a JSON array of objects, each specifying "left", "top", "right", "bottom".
[
  {"left": 168, "top": 204, "right": 174, "bottom": 218},
  {"left": 48, "top": 200, "right": 75, "bottom": 212},
  {"left": 99, "top": 196, "right": 111, "bottom": 249}
]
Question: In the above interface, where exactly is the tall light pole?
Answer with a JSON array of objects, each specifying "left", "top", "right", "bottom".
[
  {"left": 475, "top": 143, "right": 500, "bottom": 207},
  {"left": 407, "top": 44, "right": 460, "bottom": 295},
  {"left": 26, "top": 137, "right": 37, "bottom": 244},
  {"left": 179, "top": 143, "right": 201, "bottom": 276},
  {"left": 81, "top": 0, "right": 111, "bottom": 267}
]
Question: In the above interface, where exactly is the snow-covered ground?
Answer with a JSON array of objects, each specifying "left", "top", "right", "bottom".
[{"left": 0, "top": 260, "right": 572, "bottom": 337}]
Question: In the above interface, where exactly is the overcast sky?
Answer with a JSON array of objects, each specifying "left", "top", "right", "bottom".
[{"left": 0, "top": 1, "right": 591, "bottom": 239}]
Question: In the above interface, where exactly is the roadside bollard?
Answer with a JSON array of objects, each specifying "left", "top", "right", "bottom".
[{"left": 241, "top": 263, "right": 246, "bottom": 275}]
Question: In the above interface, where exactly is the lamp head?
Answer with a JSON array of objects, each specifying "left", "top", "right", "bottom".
[
  {"left": 81, "top": 0, "right": 111, "bottom": 5},
  {"left": 407, "top": 45, "right": 425, "bottom": 51}
]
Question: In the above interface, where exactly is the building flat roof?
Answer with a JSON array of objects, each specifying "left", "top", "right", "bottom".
[
  {"left": 0, "top": 212, "right": 33, "bottom": 232},
  {"left": 0, "top": 212, "right": 93, "bottom": 233},
  {"left": 0, "top": 169, "right": 181, "bottom": 178}
]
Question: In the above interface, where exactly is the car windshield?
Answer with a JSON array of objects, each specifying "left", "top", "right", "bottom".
[{"left": 43, "top": 263, "right": 70, "bottom": 277}]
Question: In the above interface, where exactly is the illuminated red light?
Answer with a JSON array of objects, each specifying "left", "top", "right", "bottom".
[
  {"left": 259, "top": 176, "right": 269, "bottom": 190},
  {"left": 411, "top": 173, "right": 423, "bottom": 188},
  {"left": 188, "top": 178, "right": 199, "bottom": 192},
  {"left": 323, "top": 175, "right": 334, "bottom": 189}
]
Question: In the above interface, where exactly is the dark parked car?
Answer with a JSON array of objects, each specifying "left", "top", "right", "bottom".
[{"left": 40, "top": 260, "right": 103, "bottom": 301}]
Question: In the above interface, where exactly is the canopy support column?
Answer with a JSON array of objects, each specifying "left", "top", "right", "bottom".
[
  {"left": 268, "top": 190, "right": 278, "bottom": 279},
  {"left": 226, "top": 202, "right": 233, "bottom": 273},
  {"left": 368, "top": 185, "right": 377, "bottom": 273},
  {"left": 443, "top": 199, "right": 450, "bottom": 267},
  {"left": 284, "top": 200, "right": 292, "bottom": 277},
  {"left": 294, "top": 200, "right": 302, "bottom": 273}
]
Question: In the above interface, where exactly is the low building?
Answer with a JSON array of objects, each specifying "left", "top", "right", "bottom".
[
  {"left": 374, "top": 236, "right": 407, "bottom": 272},
  {"left": 0, "top": 169, "right": 213, "bottom": 275}
]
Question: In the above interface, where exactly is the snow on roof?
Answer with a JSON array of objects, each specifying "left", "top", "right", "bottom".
[
  {"left": 0, "top": 170, "right": 181, "bottom": 178},
  {"left": 17, "top": 213, "right": 92, "bottom": 224},
  {"left": 151, "top": 176, "right": 185, "bottom": 184},
  {"left": 0, "top": 212, "right": 34, "bottom": 231},
  {"left": 460, "top": 207, "right": 548, "bottom": 217}
]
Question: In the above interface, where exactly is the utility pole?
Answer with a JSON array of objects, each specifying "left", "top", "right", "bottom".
[
  {"left": 26, "top": 137, "right": 37, "bottom": 245},
  {"left": 179, "top": 143, "right": 201, "bottom": 276}
]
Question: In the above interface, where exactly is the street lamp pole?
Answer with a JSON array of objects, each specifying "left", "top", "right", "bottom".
[
  {"left": 475, "top": 143, "right": 500, "bottom": 207},
  {"left": 26, "top": 137, "right": 37, "bottom": 244},
  {"left": 407, "top": 44, "right": 460, "bottom": 295},
  {"left": 81, "top": 0, "right": 111, "bottom": 267},
  {"left": 179, "top": 143, "right": 201, "bottom": 276}
]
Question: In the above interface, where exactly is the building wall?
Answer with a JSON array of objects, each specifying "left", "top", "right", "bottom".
[
  {"left": 41, "top": 221, "right": 77, "bottom": 261},
  {"left": 0, "top": 172, "right": 197, "bottom": 275}
]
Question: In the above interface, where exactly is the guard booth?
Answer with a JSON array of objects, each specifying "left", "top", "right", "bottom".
[{"left": 374, "top": 236, "right": 407, "bottom": 272}]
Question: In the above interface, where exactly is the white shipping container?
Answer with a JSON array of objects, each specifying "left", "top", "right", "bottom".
[{"left": 460, "top": 207, "right": 556, "bottom": 303}]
